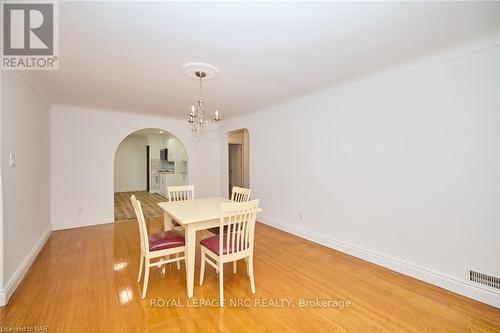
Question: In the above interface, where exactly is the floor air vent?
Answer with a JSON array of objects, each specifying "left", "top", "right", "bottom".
[{"left": 469, "top": 270, "right": 500, "bottom": 291}]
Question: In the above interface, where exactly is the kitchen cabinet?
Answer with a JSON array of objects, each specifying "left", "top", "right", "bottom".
[
  {"left": 150, "top": 171, "right": 160, "bottom": 194},
  {"left": 159, "top": 173, "right": 167, "bottom": 197},
  {"left": 158, "top": 172, "right": 179, "bottom": 197}
]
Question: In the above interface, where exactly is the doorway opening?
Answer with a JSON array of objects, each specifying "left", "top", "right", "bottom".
[
  {"left": 114, "top": 128, "right": 188, "bottom": 222},
  {"left": 228, "top": 129, "right": 249, "bottom": 197}
]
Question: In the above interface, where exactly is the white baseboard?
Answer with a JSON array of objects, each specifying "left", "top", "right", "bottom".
[
  {"left": 257, "top": 214, "right": 500, "bottom": 308},
  {"left": 0, "top": 226, "right": 52, "bottom": 306},
  {"left": 114, "top": 187, "right": 147, "bottom": 193},
  {"left": 52, "top": 215, "right": 114, "bottom": 230}
]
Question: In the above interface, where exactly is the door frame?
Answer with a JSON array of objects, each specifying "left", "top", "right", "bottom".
[
  {"left": 226, "top": 128, "right": 249, "bottom": 197},
  {"left": 228, "top": 143, "right": 244, "bottom": 195}
]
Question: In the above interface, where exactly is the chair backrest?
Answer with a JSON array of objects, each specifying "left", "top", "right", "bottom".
[
  {"left": 219, "top": 199, "right": 260, "bottom": 257},
  {"left": 231, "top": 186, "right": 251, "bottom": 202},
  {"left": 168, "top": 185, "right": 194, "bottom": 202},
  {"left": 130, "top": 195, "right": 148, "bottom": 253}
]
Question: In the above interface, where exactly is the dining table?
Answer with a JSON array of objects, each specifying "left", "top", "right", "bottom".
[{"left": 158, "top": 196, "right": 262, "bottom": 298}]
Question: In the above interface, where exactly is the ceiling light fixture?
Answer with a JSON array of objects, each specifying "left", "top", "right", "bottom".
[{"left": 182, "top": 63, "right": 220, "bottom": 139}]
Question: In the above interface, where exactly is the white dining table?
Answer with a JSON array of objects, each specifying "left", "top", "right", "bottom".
[{"left": 158, "top": 196, "right": 263, "bottom": 298}]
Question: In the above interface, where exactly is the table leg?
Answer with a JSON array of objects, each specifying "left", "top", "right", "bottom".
[
  {"left": 164, "top": 211, "right": 173, "bottom": 231},
  {"left": 185, "top": 224, "right": 196, "bottom": 298}
]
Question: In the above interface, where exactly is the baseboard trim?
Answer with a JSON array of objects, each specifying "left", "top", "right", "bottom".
[
  {"left": 114, "top": 187, "right": 147, "bottom": 193},
  {"left": 0, "top": 226, "right": 52, "bottom": 306},
  {"left": 52, "top": 215, "right": 114, "bottom": 230},
  {"left": 257, "top": 214, "right": 500, "bottom": 308}
]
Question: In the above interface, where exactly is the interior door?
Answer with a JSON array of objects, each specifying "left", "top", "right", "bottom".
[{"left": 229, "top": 144, "right": 243, "bottom": 194}]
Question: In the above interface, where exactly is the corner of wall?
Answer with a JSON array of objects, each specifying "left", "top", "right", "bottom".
[
  {"left": 0, "top": 68, "right": 4, "bottom": 302},
  {"left": 0, "top": 226, "right": 51, "bottom": 306},
  {"left": 0, "top": 174, "right": 4, "bottom": 306}
]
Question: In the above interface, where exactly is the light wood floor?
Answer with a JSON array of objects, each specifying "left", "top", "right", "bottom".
[
  {"left": 114, "top": 191, "right": 166, "bottom": 221},
  {"left": 0, "top": 217, "right": 499, "bottom": 332}
]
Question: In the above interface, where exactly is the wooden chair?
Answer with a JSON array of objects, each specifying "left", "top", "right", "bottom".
[
  {"left": 230, "top": 186, "right": 251, "bottom": 202},
  {"left": 207, "top": 186, "right": 251, "bottom": 235},
  {"left": 167, "top": 185, "right": 194, "bottom": 230},
  {"left": 199, "top": 199, "right": 260, "bottom": 307},
  {"left": 168, "top": 185, "right": 194, "bottom": 202},
  {"left": 131, "top": 195, "right": 186, "bottom": 299}
]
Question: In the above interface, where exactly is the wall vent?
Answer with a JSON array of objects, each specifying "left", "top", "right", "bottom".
[{"left": 469, "top": 270, "right": 500, "bottom": 291}]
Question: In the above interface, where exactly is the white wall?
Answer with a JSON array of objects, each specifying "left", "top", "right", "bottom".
[
  {"left": 0, "top": 71, "right": 52, "bottom": 305},
  {"left": 51, "top": 105, "right": 220, "bottom": 230},
  {"left": 114, "top": 135, "right": 147, "bottom": 192},
  {"left": 220, "top": 46, "right": 500, "bottom": 307}
]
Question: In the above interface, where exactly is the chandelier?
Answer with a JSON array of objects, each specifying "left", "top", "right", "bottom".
[{"left": 183, "top": 63, "right": 220, "bottom": 139}]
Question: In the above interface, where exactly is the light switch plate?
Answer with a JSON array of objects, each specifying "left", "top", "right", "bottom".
[{"left": 9, "top": 153, "right": 16, "bottom": 167}]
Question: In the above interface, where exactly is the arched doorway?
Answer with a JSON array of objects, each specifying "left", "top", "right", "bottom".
[{"left": 113, "top": 128, "right": 188, "bottom": 221}]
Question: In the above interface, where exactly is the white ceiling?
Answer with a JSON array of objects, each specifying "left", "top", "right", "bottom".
[{"left": 24, "top": 1, "right": 500, "bottom": 119}]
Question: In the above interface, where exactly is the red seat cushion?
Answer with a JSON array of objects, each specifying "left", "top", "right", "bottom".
[
  {"left": 200, "top": 235, "right": 247, "bottom": 255},
  {"left": 149, "top": 230, "right": 185, "bottom": 252}
]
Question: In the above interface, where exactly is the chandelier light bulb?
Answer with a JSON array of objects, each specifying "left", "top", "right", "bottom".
[{"left": 215, "top": 110, "right": 219, "bottom": 121}]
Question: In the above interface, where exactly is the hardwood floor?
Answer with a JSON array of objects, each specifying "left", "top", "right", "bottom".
[
  {"left": 0, "top": 218, "right": 499, "bottom": 332},
  {"left": 114, "top": 191, "right": 166, "bottom": 221}
]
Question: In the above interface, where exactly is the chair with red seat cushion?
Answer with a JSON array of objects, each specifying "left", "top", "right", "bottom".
[
  {"left": 199, "top": 199, "right": 260, "bottom": 307},
  {"left": 131, "top": 195, "right": 185, "bottom": 299}
]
